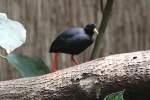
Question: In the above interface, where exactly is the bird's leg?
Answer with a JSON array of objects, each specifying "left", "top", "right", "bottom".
[
  {"left": 51, "top": 53, "right": 59, "bottom": 72},
  {"left": 71, "top": 55, "right": 79, "bottom": 65}
]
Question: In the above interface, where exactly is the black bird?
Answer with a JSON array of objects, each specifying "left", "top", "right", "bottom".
[{"left": 49, "top": 23, "right": 98, "bottom": 72}]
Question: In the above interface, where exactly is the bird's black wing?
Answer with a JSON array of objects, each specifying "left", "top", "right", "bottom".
[
  {"left": 50, "top": 28, "right": 93, "bottom": 54},
  {"left": 50, "top": 28, "right": 81, "bottom": 50}
]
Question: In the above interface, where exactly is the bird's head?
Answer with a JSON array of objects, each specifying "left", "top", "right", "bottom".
[{"left": 84, "top": 23, "right": 99, "bottom": 36}]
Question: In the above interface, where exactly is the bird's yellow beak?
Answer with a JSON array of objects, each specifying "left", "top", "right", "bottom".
[{"left": 94, "top": 28, "right": 99, "bottom": 35}]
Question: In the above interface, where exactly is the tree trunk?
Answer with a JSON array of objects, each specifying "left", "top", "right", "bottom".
[{"left": 0, "top": 51, "right": 150, "bottom": 100}]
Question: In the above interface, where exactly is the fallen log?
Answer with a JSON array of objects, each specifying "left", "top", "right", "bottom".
[{"left": 0, "top": 51, "right": 150, "bottom": 100}]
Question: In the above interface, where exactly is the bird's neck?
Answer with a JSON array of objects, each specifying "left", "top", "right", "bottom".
[{"left": 84, "top": 28, "right": 94, "bottom": 38}]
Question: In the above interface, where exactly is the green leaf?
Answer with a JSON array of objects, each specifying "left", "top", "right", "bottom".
[
  {"left": 104, "top": 91, "right": 124, "bottom": 100},
  {"left": 6, "top": 53, "right": 50, "bottom": 77},
  {"left": 0, "top": 13, "right": 26, "bottom": 54}
]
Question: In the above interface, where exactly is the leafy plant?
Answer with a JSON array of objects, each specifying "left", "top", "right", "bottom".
[
  {"left": 6, "top": 54, "right": 49, "bottom": 77},
  {"left": 0, "top": 13, "right": 26, "bottom": 54},
  {"left": 104, "top": 91, "right": 124, "bottom": 100},
  {"left": 0, "top": 13, "right": 50, "bottom": 77}
]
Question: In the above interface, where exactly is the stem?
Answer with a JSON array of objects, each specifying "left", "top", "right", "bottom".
[
  {"left": 0, "top": 54, "right": 7, "bottom": 59},
  {"left": 91, "top": 0, "right": 114, "bottom": 60}
]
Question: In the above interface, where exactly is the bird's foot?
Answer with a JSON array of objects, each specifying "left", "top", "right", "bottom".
[
  {"left": 51, "top": 63, "right": 58, "bottom": 72},
  {"left": 71, "top": 55, "right": 79, "bottom": 65}
]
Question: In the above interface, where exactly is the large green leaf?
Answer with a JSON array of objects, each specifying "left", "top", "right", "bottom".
[
  {"left": 0, "top": 13, "right": 26, "bottom": 54},
  {"left": 6, "top": 54, "right": 50, "bottom": 77},
  {"left": 104, "top": 91, "right": 124, "bottom": 100}
]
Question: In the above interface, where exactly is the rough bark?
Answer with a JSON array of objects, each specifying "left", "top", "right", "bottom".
[{"left": 1, "top": 51, "right": 150, "bottom": 100}]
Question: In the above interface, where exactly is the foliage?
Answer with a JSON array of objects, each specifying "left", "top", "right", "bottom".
[
  {"left": 0, "top": 13, "right": 50, "bottom": 77},
  {"left": 6, "top": 54, "right": 49, "bottom": 77},
  {"left": 104, "top": 91, "right": 124, "bottom": 100},
  {"left": 0, "top": 13, "right": 26, "bottom": 54}
]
